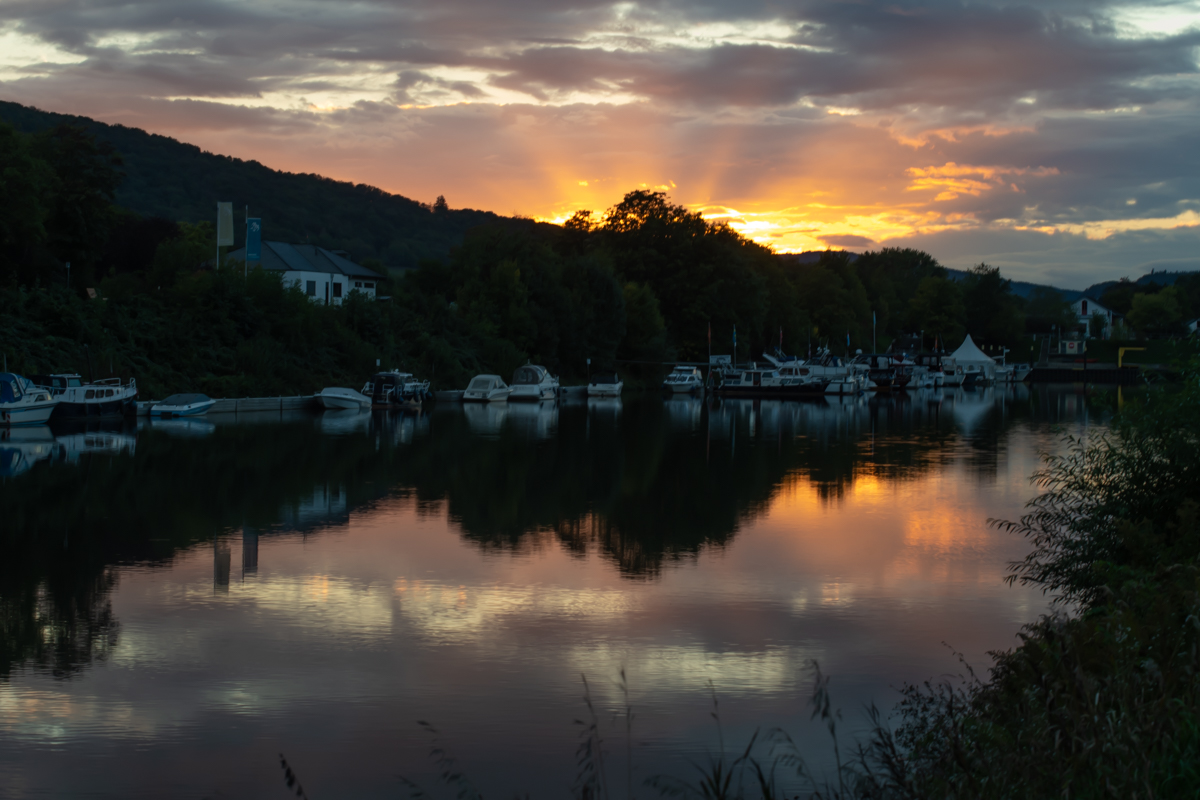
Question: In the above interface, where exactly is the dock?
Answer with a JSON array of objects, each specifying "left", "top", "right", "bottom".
[
  {"left": 137, "top": 396, "right": 318, "bottom": 415},
  {"left": 1028, "top": 366, "right": 1142, "bottom": 384}
]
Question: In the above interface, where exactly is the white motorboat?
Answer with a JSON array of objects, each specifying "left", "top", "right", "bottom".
[
  {"left": 0, "top": 373, "right": 61, "bottom": 426},
  {"left": 587, "top": 372, "right": 623, "bottom": 398},
  {"left": 509, "top": 364, "right": 559, "bottom": 402},
  {"left": 463, "top": 374, "right": 512, "bottom": 402},
  {"left": 316, "top": 387, "right": 372, "bottom": 410},
  {"left": 662, "top": 366, "right": 703, "bottom": 393},
  {"left": 29, "top": 373, "right": 137, "bottom": 419},
  {"left": 150, "top": 393, "right": 217, "bottom": 418},
  {"left": 767, "top": 351, "right": 865, "bottom": 395}
]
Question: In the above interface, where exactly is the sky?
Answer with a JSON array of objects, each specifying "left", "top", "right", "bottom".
[{"left": 1, "top": 0, "right": 1199, "bottom": 287}]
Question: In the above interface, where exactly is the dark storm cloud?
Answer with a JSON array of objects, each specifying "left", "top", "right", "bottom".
[{"left": 6, "top": 0, "right": 1197, "bottom": 114}]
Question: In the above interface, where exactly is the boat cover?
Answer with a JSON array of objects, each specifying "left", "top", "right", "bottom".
[
  {"left": 160, "top": 393, "right": 211, "bottom": 406},
  {"left": 512, "top": 365, "right": 547, "bottom": 385}
]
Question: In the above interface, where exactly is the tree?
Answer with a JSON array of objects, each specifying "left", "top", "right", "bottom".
[
  {"left": 907, "top": 275, "right": 965, "bottom": 347},
  {"left": 1089, "top": 311, "right": 1109, "bottom": 339},
  {"left": 1024, "top": 286, "right": 1075, "bottom": 335},
  {"left": 1126, "top": 288, "right": 1184, "bottom": 338},
  {"left": 854, "top": 248, "right": 947, "bottom": 336},
  {"left": 962, "top": 263, "right": 1024, "bottom": 346}
]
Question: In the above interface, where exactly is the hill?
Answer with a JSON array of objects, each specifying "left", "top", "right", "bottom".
[
  {"left": 1081, "top": 269, "right": 1200, "bottom": 300},
  {"left": 0, "top": 100, "right": 500, "bottom": 268}
]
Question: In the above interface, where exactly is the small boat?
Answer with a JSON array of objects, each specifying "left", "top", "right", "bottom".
[
  {"left": 0, "top": 373, "right": 61, "bottom": 426},
  {"left": 587, "top": 372, "right": 623, "bottom": 398},
  {"left": 362, "top": 371, "right": 431, "bottom": 409},
  {"left": 150, "top": 393, "right": 216, "bottom": 418},
  {"left": 316, "top": 387, "right": 372, "bottom": 410},
  {"left": 509, "top": 364, "right": 559, "bottom": 402},
  {"left": 463, "top": 374, "right": 512, "bottom": 402},
  {"left": 663, "top": 366, "right": 703, "bottom": 393},
  {"left": 28, "top": 374, "right": 138, "bottom": 419}
]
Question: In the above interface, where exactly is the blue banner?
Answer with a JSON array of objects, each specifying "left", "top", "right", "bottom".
[{"left": 246, "top": 218, "right": 262, "bottom": 261}]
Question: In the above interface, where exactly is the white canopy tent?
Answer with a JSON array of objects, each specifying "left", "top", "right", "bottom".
[{"left": 949, "top": 334, "right": 997, "bottom": 385}]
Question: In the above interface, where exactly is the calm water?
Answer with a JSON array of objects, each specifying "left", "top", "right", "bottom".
[{"left": 0, "top": 386, "right": 1108, "bottom": 798}]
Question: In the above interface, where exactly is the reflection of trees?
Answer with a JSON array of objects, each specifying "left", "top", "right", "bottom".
[{"left": 0, "top": 388, "right": 1106, "bottom": 676}]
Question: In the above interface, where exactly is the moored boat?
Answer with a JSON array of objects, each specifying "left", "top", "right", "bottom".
[
  {"left": 316, "top": 387, "right": 372, "bottom": 410},
  {"left": 0, "top": 373, "right": 61, "bottom": 426},
  {"left": 29, "top": 374, "right": 137, "bottom": 419},
  {"left": 362, "top": 371, "right": 431, "bottom": 408},
  {"left": 713, "top": 366, "right": 828, "bottom": 398},
  {"left": 463, "top": 374, "right": 512, "bottom": 402},
  {"left": 150, "top": 393, "right": 216, "bottom": 418},
  {"left": 509, "top": 364, "right": 559, "bottom": 402},
  {"left": 662, "top": 366, "right": 703, "bottom": 393},
  {"left": 587, "top": 372, "right": 623, "bottom": 398}
]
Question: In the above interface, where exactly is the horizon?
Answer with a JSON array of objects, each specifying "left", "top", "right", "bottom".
[{"left": 2, "top": 0, "right": 1199, "bottom": 289}]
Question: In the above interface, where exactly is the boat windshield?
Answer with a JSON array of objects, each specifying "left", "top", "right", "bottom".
[
  {"left": 591, "top": 373, "right": 617, "bottom": 385},
  {"left": 468, "top": 377, "right": 495, "bottom": 390},
  {"left": 512, "top": 366, "right": 545, "bottom": 385}
]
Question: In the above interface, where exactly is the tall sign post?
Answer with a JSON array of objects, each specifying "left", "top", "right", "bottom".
[
  {"left": 216, "top": 202, "right": 234, "bottom": 269},
  {"left": 245, "top": 217, "right": 262, "bottom": 279}
]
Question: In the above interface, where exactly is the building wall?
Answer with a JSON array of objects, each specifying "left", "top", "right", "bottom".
[
  {"left": 1071, "top": 298, "right": 1114, "bottom": 340},
  {"left": 280, "top": 270, "right": 353, "bottom": 305}
]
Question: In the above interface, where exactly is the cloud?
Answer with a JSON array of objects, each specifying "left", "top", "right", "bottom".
[{"left": 1, "top": 0, "right": 1198, "bottom": 284}]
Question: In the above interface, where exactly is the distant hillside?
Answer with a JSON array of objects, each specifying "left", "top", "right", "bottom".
[
  {"left": 0, "top": 101, "right": 500, "bottom": 268},
  {"left": 1081, "top": 270, "right": 1200, "bottom": 299},
  {"left": 944, "top": 267, "right": 1084, "bottom": 301}
]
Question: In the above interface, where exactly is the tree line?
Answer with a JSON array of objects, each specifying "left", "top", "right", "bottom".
[{"left": 4, "top": 120, "right": 1197, "bottom": 395}]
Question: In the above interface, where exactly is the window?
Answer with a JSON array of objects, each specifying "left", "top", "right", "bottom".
[
  {"left": 306, "top": 280, "right": 317, "bottom": 296},
  {"left": 333, "top": 282, "right": 342, "bottom": 298},
  {"left": 1081, "top": 300, "right": 1088, "bottom": 315},
  {"left": 354, "top": 281, "right": 362, "bottom": 288},
  {"left": 106, "top": 389, "right": 114, "bottom": 397},
  {"left": 365, "top": 283, "right": 374, "bottom": 290},
  {"left": 85, "top": 389, "right": 95, "bottom": 399}
]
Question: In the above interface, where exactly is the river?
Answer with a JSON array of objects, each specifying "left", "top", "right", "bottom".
[{"left": 0, "top": 384, "right": 1109, "bottom": 798}]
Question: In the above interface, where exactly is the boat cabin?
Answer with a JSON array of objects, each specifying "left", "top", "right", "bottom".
[{"left": 512, "top": 365, "right": 551, "bottom": 385}]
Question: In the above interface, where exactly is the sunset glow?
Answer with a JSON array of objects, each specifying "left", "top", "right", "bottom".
[{"left": 2, "top": 1, "right": 1198, "bottom": 283}]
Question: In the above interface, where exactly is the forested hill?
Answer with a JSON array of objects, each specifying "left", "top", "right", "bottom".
[{"left": 0, "top": 100, "right": 500, "bottom": 268}]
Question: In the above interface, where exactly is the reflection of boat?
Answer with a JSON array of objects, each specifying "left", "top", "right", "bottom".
[
  {"left": 316, "top": 387, "right": 371, "bottom": 410},
  {"left": 30, "top": 373, "right": 138, "bottom": 419},
  {"left": 462, "top": 401, "right": 510, "bottom": 436},
  {"left": 586, "top": 397, "right": 623, "bottom": 418},
  {"left": 151, "top": 393, "right": 216, "bottom": 417},
  {"left": 144, "top": 417, "right": 217, "bottom": 437},
  {"left": 363, "top": 371, "right": 430, "bottom": 409},
  {"left": 0, "top": 373, "right": 60, "bottom": 426},
  {"left": 56, "top": 430, "right": 137, "bottom": 462},
  {"left": 587, "top": 372, "right": 623, "bottom": 398},
  {"left": 463, "top": 374, "right": 512, "bottom": 402},
  {"left": 505, "top": 399, "right": 558, "bottom": 439},
  {"left": 318, "top": 408, "right": 372, "bottom": 435},
  {"left": 0, "top": 426, "right": 65, "bottom": 476},
  {"left": 663, "top": 396, "right": 703, "bottom": 430},
  {"left": 509, "top": 365, "right": 559, "bottom": 402},
  {"left": 662, "top": 366, "right": 703, "bottom": 393}
]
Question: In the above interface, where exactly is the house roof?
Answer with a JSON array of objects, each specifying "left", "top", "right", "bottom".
[
  {"left": 224, "top": 241, "right": 383, "bottom": 279},
  {"left": 950, "top": 334, "right": 995, "bottom": 365}
]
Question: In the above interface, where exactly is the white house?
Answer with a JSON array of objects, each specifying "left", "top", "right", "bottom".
[
  {"left": 224, "top": 241, "right": 384, "bottom": 305},
  {"left": 1070, "top": 296, "right": 1116, "bottom": 340}
]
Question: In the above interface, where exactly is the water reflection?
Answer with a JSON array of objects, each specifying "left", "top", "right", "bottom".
[{"left": 0, "top": 386, "right": 1115, "bottom": 798}]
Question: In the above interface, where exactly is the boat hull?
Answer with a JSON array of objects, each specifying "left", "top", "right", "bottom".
[
  {"left": 1, "top": 400, "right": 59, "bottom": 426},
  {"left": 587, "top": 384, "right": 623, "bottom": 397},
  {"left": 317, "top": 389, "right": 371, "bottom": 410},
  {"left": 53, "top": 396, "right": 137, "bottom": 419},
  {"left": 463, "top": 388, "right": 512, "bottom": 402},
  {"left": 509, "top": 386, "right": 557, "bottom": 402},
  {"left": 663, "top": 382, "right": 701, "bottom": 393}
]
